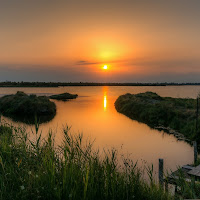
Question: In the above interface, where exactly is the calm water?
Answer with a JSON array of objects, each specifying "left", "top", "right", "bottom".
[{"left": 1, "top": 86, "right": 199, "bottom": 174}]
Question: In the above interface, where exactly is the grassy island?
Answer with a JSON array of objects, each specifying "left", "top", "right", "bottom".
[
  {"left": 115, "top": 92, "right": 199, "bottom": 142},
  {"left": 0, "top": 91, "right": 56, "bottom": 123},
  {"left": 49, "top": 92, "right": 78, "bottom": 101}
]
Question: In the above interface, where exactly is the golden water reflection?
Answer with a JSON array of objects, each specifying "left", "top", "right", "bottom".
[
  {"left": 103, "top": 86, "right": 108, "bottom": 111},
  {"left": 104, "top": 95, "right": 107, "bottom": 111}
]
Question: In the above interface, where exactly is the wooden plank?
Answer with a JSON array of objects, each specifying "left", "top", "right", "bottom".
[
  {"left": 194, "top": 165, "right": 200, "bottom": 170},
  {"left": 188, "top": 170, "right": 200, "bottom": 177},
  {"left": 182, "top": 165, "right": 194, "bottom": 170},
  {"left": 187, "top": 165, "right": 200, "bottom": 177},
  {"left": 166, "top": 175, "right": 199, "bottom": 184}
]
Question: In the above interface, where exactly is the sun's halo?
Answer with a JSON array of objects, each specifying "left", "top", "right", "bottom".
[{"left": 103, "top": 65, "right": 108, "bottom": 70}]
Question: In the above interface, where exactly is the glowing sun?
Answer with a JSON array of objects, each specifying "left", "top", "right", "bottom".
[{"left": 103, "top": 65, "right": 108, "bottom": 70}]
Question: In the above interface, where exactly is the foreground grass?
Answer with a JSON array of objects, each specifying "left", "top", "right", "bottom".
[
  {"left": 115, "top": 92, "right": 199, "bottom": 142},
  {"left": 0, "top": 122, "right": 172, "bottom": 200}
]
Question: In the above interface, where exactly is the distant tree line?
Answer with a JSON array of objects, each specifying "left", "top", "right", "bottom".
[{"left": 0, "top": 81, "right": 200, "bottom": 87}]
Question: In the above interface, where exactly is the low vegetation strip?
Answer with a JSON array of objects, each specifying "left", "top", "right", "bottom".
[
  {"left": 0, "top": 91, "right": 56, "bottom": 123},
  {"left": 115, "top": 92, "right": 198, "bottom": 142},
  {"left": 0, "top": 81, "right": 180, "bottom": 87},
  {"left": 0, "top": 123, "right": 172, "bottom": 200}
]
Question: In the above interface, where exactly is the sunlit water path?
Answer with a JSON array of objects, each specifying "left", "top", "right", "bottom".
[{"left": 1, "top": 86, "right": 199, "bottom": 174}]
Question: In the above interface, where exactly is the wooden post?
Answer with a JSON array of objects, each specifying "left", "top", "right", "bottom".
[
  {"left": 159, "top": 159, "right": 164, "bottom": 187},
  {"left": 175, "top": 185, "right": 178, "bottom": 193},
  {"left": 165, "top": 181, "right": 168, "bottom": 192},
  {"left": 194, "top": 141, "right": 198, "bottom": 164},
  {"left": 196, "top": 98, "right": 199, "bottom": 137}
]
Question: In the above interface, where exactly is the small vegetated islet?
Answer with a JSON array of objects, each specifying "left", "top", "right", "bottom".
[
  {"left": 49, "top": 92, "right": 78, "bottom": 101},
  {"left": 0, "top": 91, "right": 56, "bottom": 124},
  {"left": 115, "top": 92, "right": 200, "bottom": 143}
]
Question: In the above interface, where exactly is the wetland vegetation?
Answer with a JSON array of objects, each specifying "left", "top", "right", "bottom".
[
  {"left": 0, "top": 90, "right": 200, "bottom": 199},
  {"left": 115, "top": 92, "right": 200, "bottom": 143},
  {"left": 0, "top": 91, "right": 79, "bottom": 123},
  {"left": 1, "top": 121, "right": 200, "bottom": 199},
  {"left": 0, "top": 122, "right": 172, "bottom": 200},
  {"left": 49, "top": 92, "right": 78, "bottom": 101},
  {"left": 0, "top": 91, "right": 56, "bottom": 124}
]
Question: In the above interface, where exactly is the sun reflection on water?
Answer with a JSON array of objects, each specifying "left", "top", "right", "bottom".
[
  {"left": 103, "top": 86, "right": 108, "bottom": 111},
  {"left": 104, "top": 95, "right": 107, "bottom": 110}
]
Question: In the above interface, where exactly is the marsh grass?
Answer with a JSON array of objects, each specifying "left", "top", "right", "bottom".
[
  {"left": 0, "top": 91, "right": 56, "bottom": 124},
  {"left": 115, "top": 92, "right": 200, "bottom": 143},
  {"left": 0, "top": 121, "right": 173, "bottom": 200}
]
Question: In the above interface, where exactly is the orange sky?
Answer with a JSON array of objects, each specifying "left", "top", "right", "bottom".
[{"left": 0, "top": 0, "right": 200, "bottom": 82}]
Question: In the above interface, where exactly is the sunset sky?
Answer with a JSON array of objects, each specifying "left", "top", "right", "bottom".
[{"left": 0, "top": 0, "right": 200, "bottom": 82}]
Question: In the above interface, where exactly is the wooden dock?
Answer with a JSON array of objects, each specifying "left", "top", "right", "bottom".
[
  {"left": 164, "top": 164, "right": 200, "bottom": 192},
  {"left": 160, "top": 141, "right": 200, "bottom": 193}
]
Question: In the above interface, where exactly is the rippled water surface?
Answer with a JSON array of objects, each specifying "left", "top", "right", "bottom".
[{"left": 1, "top": 86, "right": 199, "bottom": 173}]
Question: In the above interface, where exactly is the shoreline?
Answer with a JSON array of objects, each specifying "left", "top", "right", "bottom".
[{"left": 155, "top": 126, "right": 191, "bottom": 143}]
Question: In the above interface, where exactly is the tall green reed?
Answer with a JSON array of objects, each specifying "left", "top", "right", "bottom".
[{"left": 0, "top": 123, "right": 172, "bottom": 200}]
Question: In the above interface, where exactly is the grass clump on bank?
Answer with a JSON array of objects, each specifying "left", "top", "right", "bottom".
[
  {"left": 0, "top": 91, "right": 56, "bottom": 124},
  {"left": 115, "top": 92, "right": 199, "bottom": 142},
  {"left": 0, "top": 122, "right": 172, "bottom": 200},
  {"left": 49, "top": 92, "right": 78, "bottom": 101}
]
